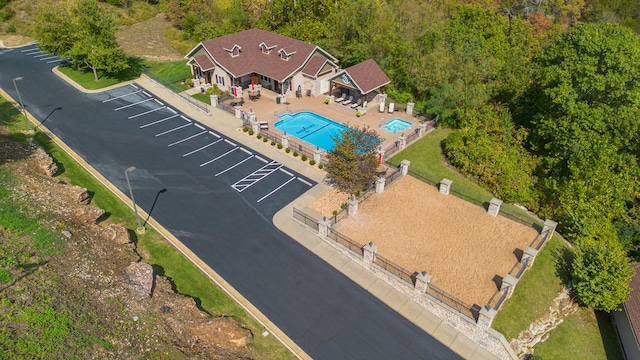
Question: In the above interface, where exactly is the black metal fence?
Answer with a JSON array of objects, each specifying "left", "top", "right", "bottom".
[
  {"left": 373, "top": 254, "right": 414, "bottom": 285},
  {"left": 293, "top": 207, "right": 320, "bottom": 231},
  {"left": 427, "top": 283, "right": 476, "bottom": 320},
  {"left": 327, "top": 228, "right": 364, "bottom": 255}
]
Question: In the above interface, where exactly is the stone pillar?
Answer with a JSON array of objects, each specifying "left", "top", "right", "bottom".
[
  {"left": 522, "top": 246, "right": 539, "bottom": 269},
  {"left": 347, "top": 197, "right": 358, "bottom": 216},
  {"left": 439, "top": 178, "right": 452, "bottom": 195},
  {"left": 282, "top": 134, "right": 290, "bottom": 149},
  {"left": 363, "top": 242, "right": 377, "bottom": 264},
  {"left": 478, "top": 306, "right": 498, "bottom": 328},
  {"left": 400, "top": 160, "right": 410, "bottom": 175},
  {"left": 418, "top": 123, "right": 428, "bottom": 137},
  {"left": 234, "top": 106, "right": 242, "bottom": 119},
  {"left": 328, "top": 95, "right": 334, "bottom": 104},
  {"left": 398, "top": 133, "right": 407, "bottom": 150},
  {"left": 414, "top": 271, "right": 432, "bottom": 295},
  {"left": 313, "top": 148, "right": 322, "bottom": 164},
  {"left": 318, "top": 217, "right": 331, "bottom": 238},
  {"left": 375, "top": 177, "right": 386, "bottom": 194},
  {"left": 488, "top": 198, "right": 502, "bottom": 216},
  {"left": 249, "top": 111, "right": 259, "bottom": 133},
  {"left": 542, "top": 219, "right": 558, "bottom": 239},
  {"left": 406, "top": 102, "right": 415, "bottom": 115},
  {"left": 501, "top": 274, "right": 518, "bottom": 298},
  {"left": 209, "top": 94, "right": 218, "bottom": 107}
]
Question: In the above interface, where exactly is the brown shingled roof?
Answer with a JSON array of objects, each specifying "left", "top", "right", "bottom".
[
  {"left": 343, "top": 59, "right": 390, "bottom": 94},
  {"left": 193, "top": 54, "right": 215, "bottom": 71},
  {"left": 624, "top": 263, "right": 640, "bottom": 343},
  {"left": 195, "top": 28, "right": 335, "bottom": 82},
  {"left": 302, "top": 56, "right": 328, "bottom": 77}
]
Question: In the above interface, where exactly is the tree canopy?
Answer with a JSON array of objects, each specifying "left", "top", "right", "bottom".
[{"left": 34, "top": 0, "right": 129, "bottom": 81}]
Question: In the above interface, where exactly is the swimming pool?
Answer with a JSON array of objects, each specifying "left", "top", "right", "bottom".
[
  {"left": 274, "top": 111, "right": 348, "bottom": 151},
  {"left": 384, "top": 118, "right": 412, "bottom": 133}
]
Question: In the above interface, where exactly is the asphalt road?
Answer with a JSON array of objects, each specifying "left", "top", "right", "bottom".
[{"left": 0, "top": 45, "right": 463, "bottom": 359}]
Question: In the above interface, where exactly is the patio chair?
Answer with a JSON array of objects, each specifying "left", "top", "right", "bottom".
[
  {"left": 341, "top": 95, "right": 353, "bottom": 106},
  {"left": 258, "top": 121, "right": 269, "bottom": 130},
  {"left": 335, "top": 93, "right": 347, "bottom": 103},
  {"left": 350, "top": 98, "right": 362, "bottom": 109}
]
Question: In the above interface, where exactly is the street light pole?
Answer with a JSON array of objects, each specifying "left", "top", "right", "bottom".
[
  {"left": 124, "top": 166, "right": 146, "bottom": 234},
  {"left": 12, "top": 77, "right": 31, "bottom": 133}
]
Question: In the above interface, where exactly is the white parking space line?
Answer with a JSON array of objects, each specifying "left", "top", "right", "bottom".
[
  {"left": 224, "top": 139, "right": 236, "bottom": 146},
  {"left": 103, "top": 90, "right": 142, "bottom": 103},
  {"left": 180, "top": 115, "right": 191, "bottom": 122},
  {"left": 209, "top": 131, "right": 221, "bottom": 138},
  {"left": 297, "top": 178, "right": 313, "bottom": 186},
  {"left": 183, "top": 138, "right": 224, "bottom": 157},
  {"left": 128, "top": 106, "right": 166, "bottom": 119},
  {"left": 140, "top": 114, "right": 179, "bottom": 128},
  {"left": 130, "top": 84, "right": 139, "bottom": 89},
  {"left": 155, "top": 123, "right": 191, "bottom": 136},
  {"left": 215, "top": 155, "right": 254, "bottom": 176},
  {"left": 22, "top": 48, "right": 40, "bottom": 53},
  {"left": 168, "top": 131, "right": 207, "bottom": 147},
  {"left": 46, "top": 59, "right": 64, "bottom": 64},
  {"left": 33, "top": 53, "right": 52, "bottom": 58},
  {"left": 168, "top": 108, "right": 177, "bottom": 114},
  {"left": 195, "top": 123, "right": 205, "bottom": 130},
  {"left": 280, "top": 169, "right": 293, "bottom": 176},
  {"left": 40, "top": 55, "right": 59, "bottom": 61},
  {"left": 255, "top": 155, "right": 268, "bottom": 163},
  {"left": 154, "top": 99, "right": 164, "bottom": 106},
  {"left": 257, "top": 177, "right": 297, "bottom": 203},
  {"left": 114, "top": 98, "right": 153, "bottom": 111},
  {"left": 239, "top": 147, "right": 252, "bottom": 155},
  {"left": 142, "top": 91, "right": 152, "bottom": 97},
  {"left": 231, "top": 161, "right": 283, "bottom": 192},
  {"left": 200, "top": 147, "right": 239, "bottom": 167}
]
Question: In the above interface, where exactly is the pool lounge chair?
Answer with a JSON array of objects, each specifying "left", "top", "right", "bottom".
[
  {"left": 379, "top": 101, "right": 385, "bottom": 112},
  {"left": 335, "top": 93, "right": 347, "bottom": 103},
  {"left": 258, "top": 121, "right": 269, "bottom": 130},
  {"left": 350, "top": 99, "right": 362, "bottom": 109},
  {"left": 341, "top": 95, "right": 354, "bottom": 106},
  {"left": 388, "top": 102, "right": 395, "bottom": 113}
]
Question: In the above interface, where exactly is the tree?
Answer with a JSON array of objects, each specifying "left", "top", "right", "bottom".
[
  {"left": 571, "top": 238, "right": 634, "bottom": 312},
  {"left": 325, "top": 126, "right": 382, "bottom": 196},
  {"left": 35, "top": 0, "right": 129, "bottom": 81}
]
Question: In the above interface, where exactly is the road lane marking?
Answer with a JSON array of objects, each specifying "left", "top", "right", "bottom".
[
  {"left": 231, "top": 161, "right": 282, "bottom": 192},
  {"left": 239, "top": 147, "right": 252, "bottom": 155},
  {"left": 155, "top": 123, "right": 191, "bottom": 136},
  {"left": 114, "top": 98, "right": 153, "bottom": 111},
  {"left": 46, "top": 58, "right": 64, "bottom": 64},
  {"left": 168, "top": 131, "right": 207, "bottom": 147},
  {"left": 209, "top": 131, "right": 220, "bottom": 138},
  {"left": 195, "top": 123, "right": 205, "bottom": 130},
  {"left": 215, "top": 155, "right": 254, "bottom": 176},
  {"left": 257, "top": 177, "right": 297, "bottom": 203},
  {"left": 183, "top": 138, "right": 224, "bottom": 156},
  {"left": 279, "top": 169, "right": 293, "bottom": 176},
  {"left": 200, "top": 147, "right": 239, "bottom": 167},
  {"left": 140, "top": 114, "right": 179, "bottom": 128},
  {"left": 40, "top": 55, "right": 59, "bottom": 61},
  {"left": 33, "top": 53, "right": 51, "bottom": 58},
  {"left": 255, "top": 155, "right": 267, "bottom": 163},
  {"left": 128, "top": 106, "right": 166, "bottom": 119},
  {"left": 103, "top": 90, "right": 142, "bottom": 103},
  {"left": 297, "top": 178, "right": 313, "bottom": 186}
]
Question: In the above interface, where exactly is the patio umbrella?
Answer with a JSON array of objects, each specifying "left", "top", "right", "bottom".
[{"left": 251, "top": 80, "right": 255, "bottom": 90}]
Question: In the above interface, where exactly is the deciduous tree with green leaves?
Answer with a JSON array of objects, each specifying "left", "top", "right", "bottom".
[
  {"left": 35, "top": 0, "right": 129, "bottom": 81},
  {"left": 571, "top": 238, "right": 634, "bottom": 312},
  {"left": 325, "top": 126, "right": 382, "bottom": 197}
]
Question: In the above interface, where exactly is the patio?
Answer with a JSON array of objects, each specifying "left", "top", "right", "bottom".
[{"left": 223, "top": 87, "right": 421, "bottom": 146}]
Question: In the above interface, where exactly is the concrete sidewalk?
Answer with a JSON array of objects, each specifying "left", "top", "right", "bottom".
[{"left": 133, "top": 76, "right": 502, "bottom": 360}]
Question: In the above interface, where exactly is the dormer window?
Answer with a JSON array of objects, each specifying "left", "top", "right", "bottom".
[
  {"left": 259, "top": 42, "right": 277, "bottom": 55},
  {"left": 278, "top": 48, "right": 296, "bottom": 61},
  {"left": 223, "top": 44, "right": 241, "bottom": 57}
]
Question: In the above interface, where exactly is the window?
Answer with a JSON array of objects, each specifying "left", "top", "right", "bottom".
[{"left": 223, "top": 44, "right": 241, "bottom": 58}]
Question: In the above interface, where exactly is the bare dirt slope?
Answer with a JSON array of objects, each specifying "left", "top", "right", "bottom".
[
  {"left": 311, "top": 175, "right": 539, "bottom": 306},
  {"left": 116, "top": 13, "right": 183, "bottom": 62}
]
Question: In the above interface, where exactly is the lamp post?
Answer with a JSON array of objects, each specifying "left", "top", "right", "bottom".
[
  {"left": 124, "top": 166, "right": 146, "bottom": 234},
  {"left": 12, "top": 77, "right": 31, "bottom": 133}
]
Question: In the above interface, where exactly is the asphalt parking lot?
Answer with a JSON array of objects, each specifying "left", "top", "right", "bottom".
[{"left": 0, "top": 44, "right": 465, "bottom": 360}]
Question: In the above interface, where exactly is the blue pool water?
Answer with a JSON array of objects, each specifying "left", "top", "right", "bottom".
[
  {"left": 384, "top": 118, "right": 412, "bottom": 133},
  {"left": 274, "top": 111, "right": 348, "bottom": 151}
]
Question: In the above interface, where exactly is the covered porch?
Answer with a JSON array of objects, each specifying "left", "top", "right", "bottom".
[{"left": 328, "top": 59, "right": 391, "bottom": 110}]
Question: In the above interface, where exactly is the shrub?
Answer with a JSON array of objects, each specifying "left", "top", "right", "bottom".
[
  {"left": 318, "top": 163, "right": 324, "bottom": 169},
  {"left": 242, "top": 127, "right": 249, "bottom": 132},
  {"left": 293, "top": 151, "right": 299, "bottom": 157},
  {"left": 263, "top": 137, "right": 268, "bottom": 142},
  {"left": 285, "top": 148, "right": 291, "bottom": 153},
  {"left": 256, "top": 134, "right": 262, "bottom": 139},
  {"left": 185, "top": 78, "right": 193, "bottom": 87},
  {"left": 332, "top": 210, "right": 338, "bottom": 215},
  {"left": 248, "top": 130, "right": 254, "bottom": 136},
  {"left": 340, "top": 203, "right": 346, "bottom": 209},
  {"left": 309, "top": 159, "right": 316, "bottom": 165},
  {"left": 301, "top": 155, "right": 307, "bottom": 161},
  {"left": 205, "top": 87, "right": 214, "bottom": 95},
  {"left": 271, "top": 141, "right": 276, "bottom": 146},
  {"left": 6, "top": 24, "right": 15, "bottom": 33},
  {"left": 277, "top": 144, "right": 283, "bottom": 149},
  {"left": 356, "top": 110, "right": 362, "bottom": 117},
  {"left": 324, "top": 98, "right": 330, "bottom": 104}
]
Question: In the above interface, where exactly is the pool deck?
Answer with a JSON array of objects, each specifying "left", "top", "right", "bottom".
[{"left": 227, "top": 89, "right": 423, "bottom": 146}]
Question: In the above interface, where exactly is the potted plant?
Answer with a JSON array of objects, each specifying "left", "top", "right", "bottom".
[
  {"left": 356, "top": 110, "right": 362, "bottom": 117},
  {"left": 324, "top": 98, "right": 330, "bottom": 104}
]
